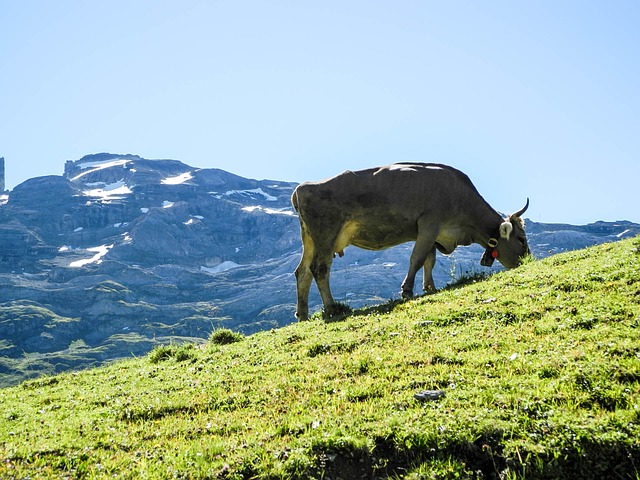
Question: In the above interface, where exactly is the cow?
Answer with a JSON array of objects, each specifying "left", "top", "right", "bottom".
[{"left": 291, "top": 163, "right": 530, "bottom": 320}]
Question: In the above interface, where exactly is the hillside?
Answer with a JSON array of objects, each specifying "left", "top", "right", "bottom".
[
  {"left": 1, "top": 237, "right": 639, "bottom": 479},
  {"left": 2, "top": 153, "right": 640, "bottom": 388}
]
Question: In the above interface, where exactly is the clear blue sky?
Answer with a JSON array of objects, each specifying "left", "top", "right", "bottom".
[{"left": 1, "top": 1, "right": 638, "bottom": 224}]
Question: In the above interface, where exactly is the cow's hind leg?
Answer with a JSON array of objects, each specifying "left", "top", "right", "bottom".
[
  {"left": 311, "top": 245, "right": 336, "bottom": 315},
  {"left": 294, "top": 228, "right": 315, "bottom": 321}
]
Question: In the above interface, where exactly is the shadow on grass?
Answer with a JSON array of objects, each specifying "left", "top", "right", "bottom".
[
  {"left": 318, "top": 270, "right": 496, "bottom": 324},
  {"left": 310, "top": 427, "right": 640, "bottom": 480}
]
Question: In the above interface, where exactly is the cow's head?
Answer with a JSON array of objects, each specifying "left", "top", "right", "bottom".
[{"left": 481, "top": 198, "right": 530, "bottom": 268}]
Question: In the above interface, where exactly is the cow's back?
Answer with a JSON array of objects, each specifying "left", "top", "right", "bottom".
[{"left": 295, "top": 163, "right": 481, "bottom": 216}]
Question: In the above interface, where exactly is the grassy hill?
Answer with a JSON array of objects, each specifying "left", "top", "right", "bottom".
[{"left": 1, "top": 237, "right": 639, "bottom": 479}]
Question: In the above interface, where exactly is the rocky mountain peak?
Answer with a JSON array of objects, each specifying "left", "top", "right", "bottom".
[{"left": 1, "top": 153, "right": 638, "bottom": 387}]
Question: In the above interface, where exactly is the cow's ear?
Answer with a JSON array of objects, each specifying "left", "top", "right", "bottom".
[{"left": 499, "top": 221, "right": 513, "bottom": 240}]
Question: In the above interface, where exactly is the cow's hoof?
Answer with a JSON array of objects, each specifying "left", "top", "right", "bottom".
[
  {"left": 401, "top": 290, "right": 413, "bottom": 299},
  {"left": 322, "top": 302, "right": 352, "bottom": 321}
]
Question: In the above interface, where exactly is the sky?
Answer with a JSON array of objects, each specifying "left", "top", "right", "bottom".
[{"left": 1, "top": 1, "right": 639, "bottom": 225}]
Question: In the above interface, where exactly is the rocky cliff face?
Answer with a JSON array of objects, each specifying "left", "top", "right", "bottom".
[{"left": 1, "top": 153, "right": 638, "bottom": 386}]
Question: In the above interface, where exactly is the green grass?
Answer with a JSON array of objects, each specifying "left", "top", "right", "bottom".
[
  {"left": 1, "top": 237, "right": 640, "bottom": 479},
  {"left": 208, "top": 328, "right": 245, "bottom": 345}
]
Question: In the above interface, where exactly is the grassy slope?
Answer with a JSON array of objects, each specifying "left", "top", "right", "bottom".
[{"left": 1, "top": 238, "right": 639, "bottom": 480}]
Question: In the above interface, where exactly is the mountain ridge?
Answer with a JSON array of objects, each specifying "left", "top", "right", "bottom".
[{"left": 1, "top": 153, "right": 638, "bottom": 387}]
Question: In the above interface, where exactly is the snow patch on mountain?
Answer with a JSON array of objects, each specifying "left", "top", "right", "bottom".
[
  {"left": 84, "top": 181, "right": 133, "bottom": 200},
  {"left": 69, "top": 244, "right": 113, "bottom": 268},
  {"left": 241, "top": 206, "right": 295, "bottom": 216},
  {"left": 200, "top": 261, "right": 241, "bottom": 274},
  {"left": 71, "top": 159, "right": 131, "bottom": 181},
  {"left": 161, "top": 172, "right": 194, "bottom": 185},
  {"left": 215, "top": 188, "right": 278, "bottom": 201}
]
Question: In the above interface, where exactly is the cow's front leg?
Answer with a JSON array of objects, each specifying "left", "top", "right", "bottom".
[
  {"left": 400, "top": 277, "right": 415, "bottom": 299},
  {"left": 402, "top": 221, "right": 437, "bottom": 298},
  {"left": 422, "top": 246, "right": 437, "bottom": 293}
]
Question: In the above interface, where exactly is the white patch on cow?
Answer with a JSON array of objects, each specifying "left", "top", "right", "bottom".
[
  {"left": 499, "top": 221, "right": 513, "bottom": 240},
  {"left": 161, "top": 172, "right": 193, "bottom": 185},
  {"left": 69, "top": 244, "right": 113, "bottom": 268},
  {"left": 200, "top": 261, "right": 240, "bottom": 274},
  {"left": 388, "top": 165, "right": 417, "bottom": 172},
  {"left": 71, "top": 159, "right": 131, "bottom": 181},
  {"left": 241, "top": 205, "right": 295, "bottom": 216}
]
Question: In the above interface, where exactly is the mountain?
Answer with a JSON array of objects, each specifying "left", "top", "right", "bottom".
[{"left": 1, "top": 154, "right": 638, "bottom": 386}]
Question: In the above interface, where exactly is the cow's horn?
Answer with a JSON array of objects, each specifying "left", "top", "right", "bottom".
[{"left": 512, "top": 198, "right": 530, "bottom": 218}]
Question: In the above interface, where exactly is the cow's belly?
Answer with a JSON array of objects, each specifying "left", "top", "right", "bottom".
[{"left": 335, "top": 220, "right": 416, "bottom": 252}]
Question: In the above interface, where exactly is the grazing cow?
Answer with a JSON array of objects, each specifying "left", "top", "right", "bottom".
[{"left": 292, "top": 163, "right": 530, "bottom": 320}]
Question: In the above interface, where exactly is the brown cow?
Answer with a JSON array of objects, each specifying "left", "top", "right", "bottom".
[{"left": 292, "top": 163, "right": 529, "bottom": 320}]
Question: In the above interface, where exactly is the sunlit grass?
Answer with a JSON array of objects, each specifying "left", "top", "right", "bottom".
[{"left": 1, "top": 237, "right": 639, "bottom": 479}]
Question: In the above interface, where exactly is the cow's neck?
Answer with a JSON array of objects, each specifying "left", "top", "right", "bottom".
[{"left": 470, "top": 206, "right": 506, "bottom": 249}]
